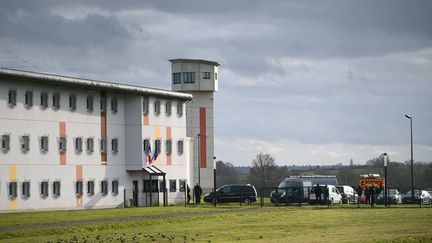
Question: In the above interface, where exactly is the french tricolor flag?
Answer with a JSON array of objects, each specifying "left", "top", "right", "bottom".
[{"left": 147, "top": 145, "right": 153, "bottom": 164}]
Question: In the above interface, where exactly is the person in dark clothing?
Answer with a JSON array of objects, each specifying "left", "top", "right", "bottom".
[
  {"left": 187, "top": 185, "right": 191, "bottom": 204},
  {"left": 365, "top": 187, "right": 371, "bottom": 205},
  {"left": 314, "top": 184, "right": 322, "bottom": 204},
  {"left": 370, "top": 186, "right": 376, "bottom": 206},
  {"left": 323, "top": 185, "right": 329, "bottom": 204},
  {"left": 193, "top": 183, "right": 202, "bottom": 204}
]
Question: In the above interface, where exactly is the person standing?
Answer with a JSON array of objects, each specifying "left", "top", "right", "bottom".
[
  {"left": 314, "top": 184, "right": 322, "bottom": 204},
  {"left": 193, "top": 183, "right": 202, "bottom": 204},
  {"left": 323, "top": 185, "right": 329, "bottom": 204}
]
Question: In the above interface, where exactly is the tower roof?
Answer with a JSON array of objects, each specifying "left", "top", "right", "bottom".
[{"left": 169, "top": 59, "right": 221, "bottom": 67}]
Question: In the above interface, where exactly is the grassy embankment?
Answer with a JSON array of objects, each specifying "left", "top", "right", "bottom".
[{"left": 1, "top": 204, "right": 431, "bottom": 242}]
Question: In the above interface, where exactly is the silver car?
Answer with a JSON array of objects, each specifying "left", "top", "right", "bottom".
[{"left": 376, "top": 189, "right": 402, "bottom": 204}]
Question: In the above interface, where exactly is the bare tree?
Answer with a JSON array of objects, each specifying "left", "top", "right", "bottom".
[{"left": 247, "top": 153, "right": 286, "bottom": 192}]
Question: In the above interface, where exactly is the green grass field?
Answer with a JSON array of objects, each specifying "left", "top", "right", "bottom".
[{"left": 1, "top": 204, "right": 431, "bottom": 242}]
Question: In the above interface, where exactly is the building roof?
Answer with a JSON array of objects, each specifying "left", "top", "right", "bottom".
[
  {"left": 169, "top": 58, "right": 221, "bottom": 67},
  {"left": 0, "top": 68, "right": 193, "bottom": 101}
]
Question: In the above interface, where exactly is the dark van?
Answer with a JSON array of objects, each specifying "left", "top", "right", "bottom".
[{"left": 203, "top": 184, "right": 257, "bottom": 204}]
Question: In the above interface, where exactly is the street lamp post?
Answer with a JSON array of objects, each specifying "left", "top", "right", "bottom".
[
  {"left": 383, "top": 153, "right": 389, "bottom": 208},
  {"left": 404, "top": 115, "right": 414, "bottom": 200},
  {"left": 213, "top": 156, "right": 217, "bottom": 207}
]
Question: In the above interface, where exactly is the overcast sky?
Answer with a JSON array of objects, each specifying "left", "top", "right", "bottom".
[{"left": 1, "top": 0, "right": 431, "bottom": 166}]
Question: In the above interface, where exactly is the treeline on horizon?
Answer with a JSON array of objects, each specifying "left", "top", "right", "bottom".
[{"left": 216, "top": 155, "right": 432, "bottom": 194}]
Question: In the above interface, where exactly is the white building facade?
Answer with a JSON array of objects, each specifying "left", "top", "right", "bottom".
[{"left": 0, "top": 66, "right": 199, "bottom": 211}]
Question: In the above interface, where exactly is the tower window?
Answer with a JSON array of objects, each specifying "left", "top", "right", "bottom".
[
  {"left": 87, "top": 138, "right": 94, "bottom": 153},
  {"left": 87, "top": 181, "right": 95, "bottom": 196},
  {"left": 86, "top": 96, "right": 94, "bottom": 112},
  {"left": 22, "top": 181, "right": 30, "bottom": 198},
  {"left": 40, "top": 92, "right": 48, "bottom": 108},
  {"left": 143, "top": 139, "right": 150, "bottom": 154},
  {"left": 21, "top": 135, "right": 30, "bottom": 152},
  {"left": 172, "top": 72, "right": 181, "bottom": 84},
  {"left": 111, "top": 98, "right": 118, "bottom": 114},
  {"left": 75, "top": 181, "right": 83, "bottom": 196},
  {"left": 183, "top": 72, "right": 195, "bottom": 83},
  {"left": 1, "top": 134, "right": 10, "bottom": 152},
  {"left": 203, "top": 72, "right": 211, "bottom": 79},
  {"left": 176, "top": 102, "right": 183, "bottom": 117},
  {"left": 25, "top": 91, "right": 33, "bottom": 108},
  {"left": 112, "top": 138, "right": 119, "bottom": 153},
  {"left": 143, "top": 98, "right": 149, "bottom": 114},
  {"left": 69, "top": 95, "right": 76, "bottom": 110},
  {"left": 40, "top": 136, "right": 49, "bottom": 152},
  {"left": 177, "top": 140, "right": 184, "bottom": 155},
  {"left": 52, "top": 93, "right": 60, "bottom": 109},
  {"left": 165, "top": 101, "right": 171, "bottom": 116},
  {"left": 75, "top": 137, "right": 83, "bottom": 152},
  {"left": 9, "top": 181, "right": 18, "bottom": 198},
  {"left": 59, "top": 137, "right": 67, "bottom": 152},
  {"left": 53, "top": 181, "right": 61, "bottom": 197},
  {"left": 154, "top": 100, "right": 161, "bottom": 115},
  {"left": 8, "top": 90, "right": 17, "bottom": 106},
  {"left": 166, "top": 140, "right": 172, "bottom": 155},
  {"left": 40, "top": 181, "right": 49, "bottom": 197},
  {"left": 101, "top": 180, "right": 108, "bottom": 196}
]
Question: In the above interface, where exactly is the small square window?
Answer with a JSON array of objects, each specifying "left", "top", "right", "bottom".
[
  {"left": 40, "top": 92, "right": 49, "bottom": 108},
  {"left": 183, "top": 72, "right": 195, "bottom": 83},
  {"left": 52, "top": 93, "right": 60, "bottom": 109},
  {"left": 1, "top": 134, "right": 10, "bottom": 152},
  {"left": 86, "top": 96, "right": 94, "bottom": 112},
  {"left": 21, "top": 135, "right": 30, "bottom": 152},
  {"left": 69, "top": 95, "right": 76, "bottom": 110},
  {"left": 40, "top": 181, "right": 49, "bottom": 197},
  {"left": 87, "top": 181, "right": 95, "bottom": 196},
  {"left": 87, "top": 138, "right": 94, "bottom": 153},
  {"left": 154, "top": 100, "right": 161, "bottom": 115},
  {"left": 25, "top": 91, "right": 33, "bottom": 107},
  {"left": 75, "top": 181, "right": 83, "bottom": 196},
  {"left": 112, "top": 138, "right": 118, "bottom": 153},
  {"left": 112, "top": 180, "right": 119, "bottom": 195},
  {"left": 203, "top": 72, "right": 211, "bottom": 79},
  {"left": 75, "top": 137, "right": 83, "bottom": 152},
  {"left": 111, "top": 98, "right": 118, "bottom": 113},
  {"left": 53, "top": 181, "right": 61, "bottom": 197},
  {"left": 59, "top": 137, "right": 67, "bottom": 152},
  {"left": 169, "top": 180, "right": 177, "bottom": 192},
  {"left": 40, "top": 136, "right": 49, "bottom": 152},
  {"left": 166, "top": 140, "right": 172, "bottom": 155},
  {"left": 9, "top": 181, "right": 17, "bottom": 198},
  {"left": 177, "top": 140, "right": 184, "bottom": 155},
  {"left": 176, "top": 102, "right": 183, "bottom": 117},
  {"left": 22, "top": 181, "right": 30, "bottom": 198},
  {"left": 172, "top": 73, "right": 181, "bottom": 84},
  {"left": 101, "top": 180, "right": 108, "bottom": 196},
  {"left": 179, "top": 180, "right": 186, "bottom": 192},
  {"left": 8, "top": 90, "right": 17, "bottom": 106}
]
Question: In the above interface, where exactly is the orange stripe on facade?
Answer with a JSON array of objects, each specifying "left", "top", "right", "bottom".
[
  {"left": 166, "top": 127, "right": 172, "bottom": 165},
  {"left": 59, "top": 122, "right": 67, "bottom": 165},
  {"left": 199, "top": 107, "right": 207, "bottom": 168},
  {"left": 76, "top": 165, "right": 83, "bottom": 208}
]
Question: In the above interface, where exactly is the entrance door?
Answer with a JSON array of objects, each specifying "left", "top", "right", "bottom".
[{"left": 132, "top": 180, "right": 139, "bottom": 206}]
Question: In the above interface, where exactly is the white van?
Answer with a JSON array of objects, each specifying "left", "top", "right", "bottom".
[{"left": 309, "top": 185, "right": 342, "bottom": 204}]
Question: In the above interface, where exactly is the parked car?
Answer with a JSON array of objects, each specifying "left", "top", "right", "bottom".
[
  {"left": 376, "top": 189, "right": 402, "bottom": 205},
  {"left": 336, "top": 185, "right": 358, "bottom": 204},
  {"left": 309, "top": 185, "right": 343, "bottom": 205},
  {"left": 270, "top": 175, "right": 338, "bottom": 204},
  {"left": 203, "top": 184, "right": 257, "bottom": 204},
  {"left": 402, "top": 190, "right": 432, "bottom": 205}
]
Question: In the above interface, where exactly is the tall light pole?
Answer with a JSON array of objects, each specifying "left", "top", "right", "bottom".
[
  {"left": 213, "top": 156, "right": 217, "bottom": 207},
  {"left": 197, "top": 133, "right": 201, "bottom": 185},
  {"left": 382, "top": 153, "right": 389, "bottom": 208},
  {"left": 404, "top": 114, "right": 414, "bottom": 200}
]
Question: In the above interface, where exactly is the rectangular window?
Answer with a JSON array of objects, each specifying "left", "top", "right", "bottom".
[
  {"left": 59, "top": 137, "right": 67, "bottom": 152},
  {"left": 22, "top": 181, "right": 30, "bottom": 197},
  {"left": 75, "top": 137, "right": 83, "bottom": 152},
  {"left": 143, "top": 98, "right": 149, "bottom": 114},
  {"left": 100, "top": 97, "right": 107, "bottom": 111},
  {"left": 8, "top": 90, "right": 17, "bottom": 106},
  {"left": 169, "top": 179, "right": 177, "bottom": 192},
  {"left": 25, "top": 91, "right": 33, "bottom": 107},
  {"left": 177, "top": 140, "right": 184, "bottom": 155},
  {"left": 52, "top": 93, "right": 60, "bottom": 109},
  {"left": 53, "top": 181, "right": 61, "bottom": 197},
  {"left": 21, "top": 135, "right": 30, "bottom": 152},
  {"left": 111, "top": 98, "right": 118, "bottom": 113},
  {"left": 172, "top": 72, "right": 181, "bottom": 84},
  {"left": 9, "top": 181, "right": 17, "bottom": 198},
  {"left": 159, "top": 180, "right": 166, "bottom": 193},
  {"left": 203, "top": 72, "right": 211, "bottom": 79},
  {"left": 100, "top": 138, "right": 107, "bottom": 153},
  {"left": 183, "top": 72, "right": 195, "bottom": 83},
  {"left": 40, "top": 92, "right": 48, "bottom": 108},
  {"left": 40, "top": 181, "right": 49, "bottom": 197},
  {"left": 87, "top": 181, "right": 95, "bottom": 196},
  {"left": 154, "top": 100, "right": 160, "bottom": 115},
  {"left": 112, "top": 180, "right": 119, "bottom": 195},
  {"left": 155, "top": 139, "right": 161, "bottom": 154},
  {"left": 111, "top": 138, "right": 118, "bottom": 153},
  {"left": 69, "top": 95, "right": 76, "bottom": 110},
  {"left": 166, "top": 140, "right": 172, "bottom": 155},
  {"left": 176, "top": 102, "right": 183, "bottom": 116},
  {"left": 101, "top": 180, "right": 108, "bottom": 195},
  {"left": 40, "top": 136, "right": 49, "bottom": 152},
  {"left": 75, "top": 181, "right": 83, "bottom": 196},
  {"left": 86, "top": 96, "right": 93, "bottom": 112},
  {"left": 87, "top": 138, "right": 94, "bottom": 153},
  {"left": 143, "top": 139, "right": 150, "bottom": 154},
  {"left": 1, "top": 134, "right": 10, "bottom": 151},
  {"left": 143, "top": 180, "right": 158, "bottom": 193},
  {"left": 165, "top": 101, "right": 171, "bottom": 116},
  {"left": 179, "top": 180, "right": 186, "bottom": 192}
]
